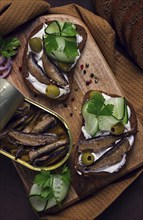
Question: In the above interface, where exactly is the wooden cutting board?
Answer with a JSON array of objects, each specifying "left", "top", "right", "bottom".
[{"left": 7, "top": 14, "right": 143, "bottom": 216}]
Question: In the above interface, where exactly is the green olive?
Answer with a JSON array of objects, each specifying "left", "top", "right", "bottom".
[
  {"left": 81, "top": 151, "right": 94, "bottom": 166},
  {"left": 45, "top": 84, "right": 60, "bottom": 98},
  {"left": 57, "top": 61, "right": 72, "bottom": 72},
  {"left": 111, "top": 122, "right": 125, "bottom": 135},
  {"left": 29, "top": 37, "right": 42, "bottom": 53}
]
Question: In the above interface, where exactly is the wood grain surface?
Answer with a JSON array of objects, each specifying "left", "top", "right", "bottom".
[{"left": 6, "top": 14, "right": 143, "bottom": 216}]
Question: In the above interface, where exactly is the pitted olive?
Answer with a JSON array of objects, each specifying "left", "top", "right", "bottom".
[
  {"left": 29, "top": 37, "right": 43, "bottom": 53},
  {"left": 111, "top": 122, "right": 125, "bottom": 135},
  {"left": 81, "top": 151, "right": 94, "bottom": 166},
  {"left": 45, "top": 84, "right": 60, "bottom": 98}
]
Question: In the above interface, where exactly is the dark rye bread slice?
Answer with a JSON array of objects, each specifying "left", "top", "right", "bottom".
[
  {"left": 74, "top": 90, "right": 137, "bottom": 176},
  {"left": 22, "top": 20, "right": 87, "bottom": 101}
]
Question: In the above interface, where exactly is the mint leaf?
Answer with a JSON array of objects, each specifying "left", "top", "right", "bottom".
[{"left": 44, "top": 35, "right": 58, "bottom": 54}]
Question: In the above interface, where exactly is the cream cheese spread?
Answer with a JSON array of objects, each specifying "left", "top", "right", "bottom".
[{"left": 27, "top": 73, "right": 70, "bottom": 98}]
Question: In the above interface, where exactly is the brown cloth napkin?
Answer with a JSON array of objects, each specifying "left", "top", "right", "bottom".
[
  {"left": 0, "top": 0, "right": 50, "bottom": 36},
  {"left": 1, "top": 1, "right": 143, "bottom": 219},
  {"left": 93, "top": 0, "right": 143, "bottom": 70}
]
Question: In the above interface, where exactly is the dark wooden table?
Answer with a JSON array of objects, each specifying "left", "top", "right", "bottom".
[{"left": 0, "top": 1, "right": 143, "bottom": 220}]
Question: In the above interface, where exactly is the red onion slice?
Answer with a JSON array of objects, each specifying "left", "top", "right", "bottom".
[
  {"left": 0, "top": 56, "right": 6, "bottom": 65},
  {"left": 0, "top": 57, "right": 12, "bottom": 78}
]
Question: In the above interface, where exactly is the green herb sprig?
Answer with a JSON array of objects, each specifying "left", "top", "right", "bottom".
[
  {"left": 87, "top": 92, "right": 114, "bottom": 116},
  {"left": 44, "top": 21, "right": 79, "bottom": 59},
  {"left": 0, "top": 36, "right": 20, "bottom": 58},
  {"left": 33, "top": 165, "right": 71, "bottom": 201}
]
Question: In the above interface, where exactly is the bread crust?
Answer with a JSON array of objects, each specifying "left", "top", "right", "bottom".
[
  {"left": 74, "top": 90, "right": 137, "bottom": 176},
  {"left": 22, "top": 20, "right": 87, "bottom": 101}
]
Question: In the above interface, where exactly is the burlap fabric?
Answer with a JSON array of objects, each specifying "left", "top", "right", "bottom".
[{"left": 0, "top": 1, "right": 143, "bottom": 219}]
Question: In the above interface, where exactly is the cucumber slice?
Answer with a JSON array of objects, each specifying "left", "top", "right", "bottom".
[
  {"left": 63, "top": 36, "right": 76, "bottom": 42},
  {"left": 82, "top": 95, "right": 129, "bottom": 135},
  {"left": 45, "top": 21, "right": 60, "bottom": 35},
  {"left": 57, "top": 21, "right": 64, "bottom": 31},
  {"left": 45, "top": 174, "right": 70, "bottom": 210},
  {"left": 122, "top": 103, "right": 128, "bottom": 125},
  {"left": 29, "top": 195, "right": 47, "bottom": 212},
  {"left": 82, "top": 101, "right": 99, "bottom": 136},
  {"left": 82, "top": 101, "right": 90, "bottom": 119},
  {"left": 46, "top": 36, "right": 78, "bottom": 63},
  {"left": 48, "top": 48, "right": 78, "bottom": 63},
  {"left": 61, "top": 22, "right": 77, "bottom": 37},
  {"left": 29, "top": 175, "right": 70, "bottom": 212},
  {"left": 84, "top": 114, "right": 98, "bottom": 136},
  {"left": 29, "top": 184, "right": 56, "bottom": 212},
  {"left": 29, "top": 183, "right": 41, "bottom": 196},
  {"left": 52, "top": 174, "right": 70, "bottom": 202},
  {"left": 56, "top": 36, "right": 66, "bottom": 51},
  {"left": 29, "top": 184, "right": 47, "bottom": 212},
  {"left": 48, "top": 50, "right": 76, "bottom": 63},
  {"left": 105, "top": 97, "right": 125, "bottom": 120},
  {"left": 98, "top": 115, "right": 119, "bottom": 131}
]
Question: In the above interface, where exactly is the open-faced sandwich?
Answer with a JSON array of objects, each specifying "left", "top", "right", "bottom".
[
  {"left": 75, "top": 90, "right": 137, "bottom": 176},
  {"left": 22, "top": 20, "right": 87, "bottom": 100}
]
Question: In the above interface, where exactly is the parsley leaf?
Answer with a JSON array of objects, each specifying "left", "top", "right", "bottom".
[
  {"left": 4, "top": 37, "right": 20, "bottom": 50},
  {"left": 44, "top": 21, "right": 79, "bottom": 61},
  {"left": 100, "top": 104, "right": 114, "bottom": 116},
  {"left": 40, "top": 187, "right": 53, "bottom": 198},
  {"left": 34, "top": 170, "right": 51, "bottom": 187},
  {"left": 44, "top": 35, "right": 58, "bottom": 54},
  {"left": 61, "top": 165, "right": 71, "bottom": 185},
  {"left": 33, "top": 165, "right": 71, "bottom": 201},
  {"left": 87, "top": 92, "right": 114, "bottom": 116},
  {"left": 0, "top": 36, "right": 20, "bottom": 58},
  {"left": 64, "top": 40, "right": 79, "bottom": 58}
]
